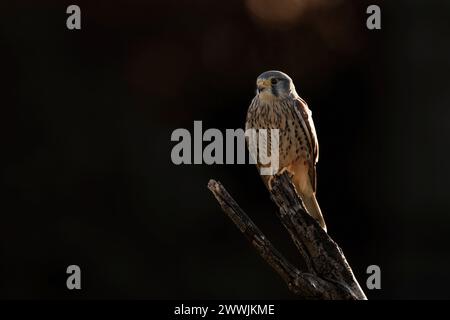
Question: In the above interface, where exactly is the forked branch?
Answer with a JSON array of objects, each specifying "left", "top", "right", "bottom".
[{"left": 207, "top": 172, "right": 367, "bottom": 300}]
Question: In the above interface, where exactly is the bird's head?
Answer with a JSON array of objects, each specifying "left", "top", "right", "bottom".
[{"left": 255, "top": 70, "right": 297, "bottom": 101}]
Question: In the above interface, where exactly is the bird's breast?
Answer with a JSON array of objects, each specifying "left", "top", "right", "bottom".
[{"left": 246, "top": 97, "right": 312, "bottom": 169}]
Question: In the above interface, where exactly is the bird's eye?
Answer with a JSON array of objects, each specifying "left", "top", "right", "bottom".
[{"left": 271, "top": 78, "right": 278, "bottom": 85}]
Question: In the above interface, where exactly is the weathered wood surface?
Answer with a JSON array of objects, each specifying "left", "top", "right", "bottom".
[{"left": 208, "top": 172, "right": 367, "bottom": 300}]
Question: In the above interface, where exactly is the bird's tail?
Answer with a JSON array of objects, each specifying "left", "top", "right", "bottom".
[{"left": 302, "top": 193, "right": 327, "bottom": 232}]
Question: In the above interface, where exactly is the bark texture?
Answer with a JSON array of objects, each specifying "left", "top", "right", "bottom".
[{"left": 208, "top": 172, "right": 367, "bottom": 300}]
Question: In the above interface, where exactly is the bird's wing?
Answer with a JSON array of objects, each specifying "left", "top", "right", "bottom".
[{"left": 292, "top": 97, "right": 319, "bottom": 192}]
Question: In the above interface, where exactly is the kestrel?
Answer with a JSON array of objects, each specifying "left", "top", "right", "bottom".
[{"left": 246, "top": 70, "right": 327, "bottom": 231}]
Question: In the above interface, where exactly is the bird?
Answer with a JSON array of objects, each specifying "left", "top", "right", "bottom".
[{"left": 245, "top": 70, "right": 327, "bottom": 231}]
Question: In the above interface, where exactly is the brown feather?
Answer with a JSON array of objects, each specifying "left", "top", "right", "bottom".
[{"left": 292, "top": 98, "right": 319, "bottom": 192}]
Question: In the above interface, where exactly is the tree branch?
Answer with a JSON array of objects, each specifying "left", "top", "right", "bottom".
[{"left": 207, "top": 173, "right": 367, "bottom": 300}]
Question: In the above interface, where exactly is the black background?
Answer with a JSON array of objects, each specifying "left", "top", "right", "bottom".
[{"left": 1, "top": 0, "right": 450, "bottom": 299}]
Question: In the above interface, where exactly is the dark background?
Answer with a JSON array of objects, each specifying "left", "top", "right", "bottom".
[{"left": 1, "top": 0, "right": 450, "bottom": 299}]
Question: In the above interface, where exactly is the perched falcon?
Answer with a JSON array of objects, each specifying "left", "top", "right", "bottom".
[{"left": 246, "top": 70, "right": 327, "bottom": 231}]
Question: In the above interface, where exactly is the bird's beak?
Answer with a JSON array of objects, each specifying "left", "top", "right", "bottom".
[{"left": 257, "top": 79, "right": 271, "bottom": 93}]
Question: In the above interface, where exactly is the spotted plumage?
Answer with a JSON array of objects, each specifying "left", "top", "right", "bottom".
[{"left": 245, "top": 70, "right": 326, "bottom": 231}]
